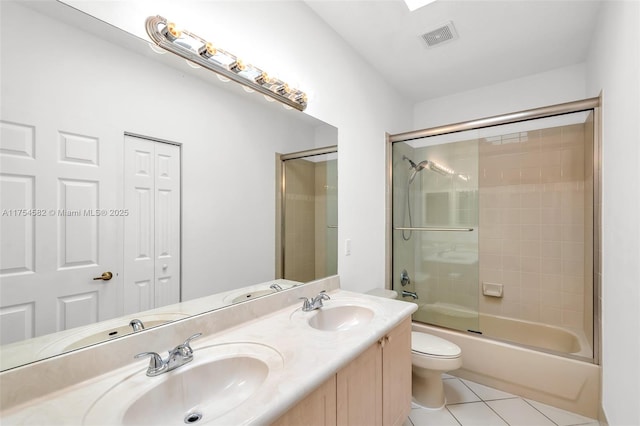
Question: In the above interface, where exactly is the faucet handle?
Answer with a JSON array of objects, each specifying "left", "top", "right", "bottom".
[
  {"left": 313, "top": 290, "right": 330, "bottom": 306},
  {"left": 178, "top": 333, "right": 202, "bottom": 356},
  {"left": 135, "top": 351, "right": 169, "bottom": 377},
  {"left": 182, "top": 332, "right": 202, "bottom": 347},
  {"left": 317, "top": 290, "right": 330, "bottom": 301},
  {"left": 299, "top": 297, "right": 312, "bottom": 311},
  {"left": 134, "top": 352, "right": 164, "bottom": 370}
]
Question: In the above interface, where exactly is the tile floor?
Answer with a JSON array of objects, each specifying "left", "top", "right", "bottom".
[{"left": 405, "top": 375, "right": 601, "bottom": 426}]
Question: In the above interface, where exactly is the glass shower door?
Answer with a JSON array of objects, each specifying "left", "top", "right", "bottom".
[
  {"left": 280, "top": 150, "right": 338, "bottom": 283},
  {"left": 392, "top": 139, "right": 480, "bottom": 332}
]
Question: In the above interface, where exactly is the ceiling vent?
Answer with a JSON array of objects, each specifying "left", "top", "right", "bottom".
[{"left": 421, "top": 21, "right": 458, "bottom": 48}]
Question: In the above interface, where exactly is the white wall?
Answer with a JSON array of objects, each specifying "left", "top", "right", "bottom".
[
  {"left": 586, "top": 1, "right": 640, "bottom": 424},
  {"left": 62, "top": 0, "right": 414, "bottom": 294},
  {"left": 413, "top": 63, "right": 587, "bottom": 129}
]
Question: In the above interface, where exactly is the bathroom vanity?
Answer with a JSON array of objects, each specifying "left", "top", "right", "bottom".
[
  {"left": 273, "top": 317, "right": 411, "bottom": 426},
  {"left": 0, "top": 276, "right": 417, "bottom": 425}
]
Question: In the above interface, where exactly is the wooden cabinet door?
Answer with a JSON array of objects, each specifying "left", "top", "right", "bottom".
[
  {"left": 271, "top": 375, "right": 337, "bottom": 426},
  {"left": 382, "top": 317, "right": 412, "bottom": 426},
  {"left": 272, "top": 316, "right": 412, "bottom": 426},
  {"left": 336, "top": 341, "right": 383, "bottom": 426}
]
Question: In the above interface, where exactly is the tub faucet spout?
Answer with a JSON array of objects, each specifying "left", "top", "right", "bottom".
[{"left": 402, "top": 290, "right": 419, "bottom": 300}]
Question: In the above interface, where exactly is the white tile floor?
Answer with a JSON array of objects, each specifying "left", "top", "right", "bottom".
[{"left": 405, "top": 375, "right": 600, "bottom": 426}]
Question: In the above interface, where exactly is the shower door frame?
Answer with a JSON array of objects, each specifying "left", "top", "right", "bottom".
[{"left": 385, "top": 96, "right": 602, "bottom": 364}]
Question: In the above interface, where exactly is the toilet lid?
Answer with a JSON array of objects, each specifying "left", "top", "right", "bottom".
[{"left": 411, "top": 332, "right": 461, "bottom": 358}]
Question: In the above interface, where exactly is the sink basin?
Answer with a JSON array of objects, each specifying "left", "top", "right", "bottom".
[
  {"left": 223, "top": 281, "right": 298, "bottom": 304},
  {"left": 36, "top": 313, "right": 189, "bottom": 357},
  {"left": 64, "top": 320, "right": 170, "bottom": 351},
  {"left": 83, "top": 342, "right": 283, "bottom": 425},
  {"left": 123, "top": 357, "right": 267, "bottom": 425},
  {"left": 230, "top": 289, "right": 274, "bottom": 304},
  {"left": 308, "top": 305, "right": 374, "bottom": 331}
]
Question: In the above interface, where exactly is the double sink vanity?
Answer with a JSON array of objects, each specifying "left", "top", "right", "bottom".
[{"left": 0, "top": 276, "right": 417, "bottom": 425}]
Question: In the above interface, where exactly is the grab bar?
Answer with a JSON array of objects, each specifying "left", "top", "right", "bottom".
[{"left": 394, "top": 226, "right": 474, "bottom": 232}]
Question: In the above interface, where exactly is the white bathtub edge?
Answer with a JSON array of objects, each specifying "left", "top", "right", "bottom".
[{"left": 413, "top": 322, "right": 601, "bottom": 419}]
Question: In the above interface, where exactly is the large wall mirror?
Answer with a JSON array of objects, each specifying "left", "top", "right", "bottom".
[{"left": 0, "top": 0, "right": 338, "bottom": 371}]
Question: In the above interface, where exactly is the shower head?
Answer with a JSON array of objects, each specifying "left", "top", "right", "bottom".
[
  {"left": 402, "top": 155, "right": 418, "bottom": 169},
  {"left": 408, "top": 163, "right": 424, "bottom": 184},
  {"left": 404, "top": 156, "right": 434, "bottom": 183},
  {"left": 414, "top": 160, "right": 430, "bottom": 172}
]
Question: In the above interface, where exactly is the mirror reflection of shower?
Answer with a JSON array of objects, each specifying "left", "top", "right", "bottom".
[{"left": 401, "top": 155, "right": 451, "bottom": 240}]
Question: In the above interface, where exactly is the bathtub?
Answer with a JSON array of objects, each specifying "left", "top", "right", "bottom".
[
  {"left": 412, "top": 320, "right": 600, "bottom": 418},
  {"left": 417, "top": 303, "right": 591, "bottom": 358},
  {"left": 479, "top": 313, "right": 592, "bottom": 358}
]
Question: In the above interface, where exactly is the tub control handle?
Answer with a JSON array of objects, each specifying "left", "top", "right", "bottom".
[{"left": 400, "top": 270, "right": 410, "bottom": 286}]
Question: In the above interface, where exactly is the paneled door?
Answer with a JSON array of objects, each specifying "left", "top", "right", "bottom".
[
  {"left": 0, "top": 119, "right": 122, "bottom": 344},
  {"left": 123, "top": 135, "right": 181, "bottom": 314}
]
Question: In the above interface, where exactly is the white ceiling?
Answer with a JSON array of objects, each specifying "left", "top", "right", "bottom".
[{"left": 304, "top": 0, "right": 603, "bottom": 102}]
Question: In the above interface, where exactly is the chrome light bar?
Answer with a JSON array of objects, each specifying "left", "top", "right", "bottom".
[{"left": 146, "top": 16, "right": 308, "bottom": 111}]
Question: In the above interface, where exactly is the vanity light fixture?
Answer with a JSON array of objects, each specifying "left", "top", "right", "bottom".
[{"left": 146, "top": 16, "right": 308, "bottom": 111}]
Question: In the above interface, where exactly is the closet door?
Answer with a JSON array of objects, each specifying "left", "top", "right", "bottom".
[{"left": 123, "top": 135, "right": 180, "bottom": 313}]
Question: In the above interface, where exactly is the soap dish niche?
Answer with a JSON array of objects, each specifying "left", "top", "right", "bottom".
[{"left": 482, "top": 282, "right": 503, "bottom": 298}]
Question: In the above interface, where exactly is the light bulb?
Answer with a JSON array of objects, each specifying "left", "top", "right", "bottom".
[
  {"left": 275, "top": 83, "right": 290, "bottom": 95},
  {"left": 163, "top": 22, "right": 182, "bottom": 41},
  {"left": 199, "top": 42, "right": 217, "bottom": 58},
  {"left": 229, "top": 59, "right": 246, "bottom": 73},
  {"left": 288, "top": 90, "right": 307, "bottom": 105},
  {"left": 256, "top": 72, "right": 271, "bottom": 85}
]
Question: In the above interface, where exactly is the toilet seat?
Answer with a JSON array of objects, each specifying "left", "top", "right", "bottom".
[{"left": 411, "top": 331, "right": 461, "bottom": 359}]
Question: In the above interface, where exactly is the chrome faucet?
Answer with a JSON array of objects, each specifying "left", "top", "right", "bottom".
[
  {"left": 401, "top": 290, "right": 419, "bottom": 300},
  {"left": 300, "top": 290, "right": 331, "bottom": 311},
  {"left": 129, "top": 319, "right": 145, "bottom": 332},
  {"left": 270, "top": 283, "right": 284, "bottom": 291},
  {"left": 134, "top": 333, "right": 202, "bottom": 377}
]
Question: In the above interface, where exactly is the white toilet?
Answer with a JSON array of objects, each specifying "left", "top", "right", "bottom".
[{"left": 411, "top": 331, "right": 462, "bottom": 409}]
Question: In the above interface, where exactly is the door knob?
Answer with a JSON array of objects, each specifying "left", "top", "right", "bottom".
[{"left": 93, "top": 272, "right": 113, "bottom": 281}]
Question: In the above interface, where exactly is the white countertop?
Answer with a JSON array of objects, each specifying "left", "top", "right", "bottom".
[{"left": 0, "top": 288, "right": 416, "bottom": 425}]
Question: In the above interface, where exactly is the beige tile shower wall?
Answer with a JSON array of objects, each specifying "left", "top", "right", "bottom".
[
  {"left": 479, "top": 124, "right": 589, "bottom": 331},
  {"left": 284, "top": 160, "right": 316, "bottom": 282}
]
